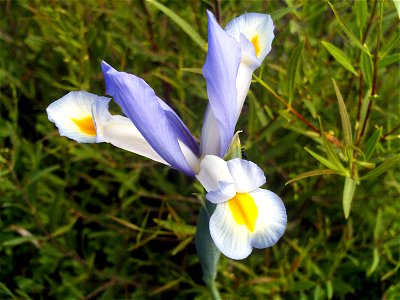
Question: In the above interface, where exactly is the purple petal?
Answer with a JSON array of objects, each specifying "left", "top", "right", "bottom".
[
  {"left": 101, "top": 61, "right": 198, "bottom": 176},
  {"left": 201, "top": 11, "right": 242, "bottom": 157}
]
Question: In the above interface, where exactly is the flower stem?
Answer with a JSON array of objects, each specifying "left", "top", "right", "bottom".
[{"left": 206, "top": 279, "right": 222, "bottom": 300}]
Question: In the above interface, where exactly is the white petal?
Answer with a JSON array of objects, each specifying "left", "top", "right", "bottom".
[
  {"left": 179, "top": 141, "right": 200, "bottom": 174},
  {"left": 97, "top": 114, "right": 168, "bottom": 165},
  {"left": 227, "top": 158, "right": 266, "bottom": 193},
  {"left": 225, "top": 13, "right": 274, "bottom": 63},
  {"left": 249, "top": 189, "right": 287, "bottom": 249},
  {"left": 206, "top": 181, "right": 236, "bottom": 204},
  {"left": 196, "top": 155, "right": 233, "bottom": 192},
  {"left": 46, "top": 91, "right": 107, "bottom": 143},
  {"left": 209, "top": 201, "right": 252, "bottom": 260}
]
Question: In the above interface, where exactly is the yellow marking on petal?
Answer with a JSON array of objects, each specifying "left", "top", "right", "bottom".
[
  {"left": 228, "top": 193, "right": 258, "bottom": 232},
  {"left": 251, "top": 35, "right": 260, "bottom": 57},
  {"left": 71, "top": 116, "right": 96, "bottom": 136}
]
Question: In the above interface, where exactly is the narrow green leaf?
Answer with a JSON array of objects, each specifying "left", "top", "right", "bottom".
[
  {"left": 180, "top": 67, "right": 203, "bottom": 75},
  {"left": 322, "top": 41, "right": 358, "bottom": 76},
  {"left": 286, "top": 169, "right": 341, "bottom": 185},
  {"left": 332, "top": 79, "right": 353, "bottom": 149},
  {"left": 146, "top": 0, "right": 206, "bottom": 50},
  {"left": 380, "top": 31, "right": 400, "bottom": 59},
  {"left": 305, "top": 147, "right": 343, "bottom": 171},
  {"left": 319, "top": 118, "right": 347, "bottom": 173},
  {"left": 326, "top": 280, "right": 333, "bottom": 299},
  {"left": 373, "top": 208, "right": 382, "bottom": 241},
  {"left": 378, "top": 53, "right": 400, "bottom": 68},
  {"left": 367, "top": 248, "right": 380, "bottom": 276},
  {"left": 328, "top": 2, "right": 371, "bottom": 55},
  {"left": 287, "top": 40, "right": 305, "bottom": 102},
  {"left": 353, "top": 0, "right": 368, "bottom": 32},
  {"left": 0, "top": 282, "right": 16, "bottom": 299},
  {"left": 343, "top": 177, "right": 357, "bottom": 218},
  {"left": 361, "top": 155, "right": 400, "bottom": 181},
  {"left": 361, "top": 46, "right": 374, "bottom": 90},
  {"left": 392, "top": 0, "right": 400, "bottom": 18},
  {"left": 25, "top": 165, "right": 60, "bottom": 188},
  {"left": 364, "top": 127, "right": 381, "bottom": 160}
]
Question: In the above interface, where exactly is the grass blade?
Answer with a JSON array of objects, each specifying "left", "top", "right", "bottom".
[
  {"left": 286, "top": 169, "right": 341, "bottom": 185},
  {"left": 146, "top": 0, "right": 206, "bottom": 50}
]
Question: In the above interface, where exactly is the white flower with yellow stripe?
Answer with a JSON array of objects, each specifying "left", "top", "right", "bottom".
[
  {"left": 46, "top": 11, "right": 285, "bottom": 260},
  {"left": 196, "top": 155, "right": 286, "bottom": 259}
]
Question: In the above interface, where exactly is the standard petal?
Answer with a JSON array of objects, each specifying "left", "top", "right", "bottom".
[
  {"left": 201, "top": 11, "right": 242, "bottom": 157},
  {"left": 225, "top": 13, "right": 274, "bottom": 63},
  {"left": 101, "top": 61, "right": 198, "bottom": 176},
  {"left": 195, "top": 155, "right": 234, "bottom": 192},
  {"left": 209, "top": 201, "right": 252, "bottom": 260},
  {"left": 200, "top": 105, "right": 221, "bottom": 156},
  {"left": 227, "top": 158, "right": 266, "bottom": 193},
  {"left": 46, "top": 91, "right": 108, "bottom": 143},
  {"left": 249, "top": 189, "right": 287, "bottom": 249}
]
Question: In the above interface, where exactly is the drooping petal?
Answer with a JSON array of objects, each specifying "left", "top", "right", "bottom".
[
  {"left": 209, "top": 188, "right": 286, "bottom": 260},
  {"left": 225, "top": 13, "right": 274, "bottom": 63},
  {"left": 196, "top": 155, "right": 236, "bottom": 203},
  {"left": 46, "top": 91, "right": 108, "bottom": 143},
  {"left": 209, "top": 200, "right": 253, "bottom": 260},
  {"left": 95, "top": 113, "right": 168, "bottom": 165},
  {"left": 200, "top": 105, "right": 221, "bottom": 156},
  {"left": 227, "top": 158, "right": 266, "bottom": 193},
  {"left": 248, "top": 189, "right": 287, "bottom": 249},
  {"left": 47, "top": 91, "right": 169, "bottom": 164},
  {"left": 201, "top": 11, "right": 242, "bottom": 157},
  {"left": 101, "top": 61, "right": 198, "bottom": 176}
]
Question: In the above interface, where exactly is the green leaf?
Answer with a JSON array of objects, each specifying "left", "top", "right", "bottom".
[
  {"left": 367, "top": 248, "right": 380, "bottom": 276},
  {"left": 364, "top": 127, "right": 381, "bottom": 160},
  {"left": 343, "top": 177, "right": 357, "bottom": 218},
  {"left": 304, "top": 147, "right": 343, "bottom": 172},
  {"left": 287, "top": 39, "right": 305, "bottom": 103},
  {"left": 322, "top": 41, "right": 358, "bottom": 76},
  {"left": 146, "top": 0, "right": 206, "bottom": 50},
  {"left": 195, "top": 201, "right": 220, "bottom": 285},
  {"left": 378, "top": 53, "right": 400, "bottom": 68},
  {"left": 361, "top": 155, "right": 400, "bottom": 181},
  {"left": 286, "top": 169, "right": 341, "bottom": 185},
  {"left": 361, "top": 46, "right": 373, "bottom": 90},
  {"left": 332, "top": 79, "right": 353, "bottom": 154},
  {"left": 380, "top": 30, "right": 400, "bottom": 59},
  {"left": 353, "top": 0, "right": 368, "bottom": 32},
  {"left": 392, "top": 0, "right": 400, "bottom": 18},
  {"left": 319, "top": 118, "right": 347, "bottom": 173},
  {"left": 328, "top": 2, "right": 371, "bottom": 55}
]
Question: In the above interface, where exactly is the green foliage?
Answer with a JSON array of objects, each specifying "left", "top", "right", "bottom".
[{"left": 0, "top": 0, "right": 398, "bottom": 299}]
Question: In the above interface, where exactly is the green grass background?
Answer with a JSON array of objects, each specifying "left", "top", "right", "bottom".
[{"left": 0, "top": 0, "right": 399, "bottom": 299}]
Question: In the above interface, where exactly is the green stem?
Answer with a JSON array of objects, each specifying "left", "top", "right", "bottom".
[{"left": 206, "top": 279, "right": 222, "bottom": 300}]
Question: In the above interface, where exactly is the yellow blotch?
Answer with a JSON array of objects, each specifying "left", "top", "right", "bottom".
[
  {"left": 228, "top": 193, "right": 258, "bottom": 232},
  {"left": 71, "top": 116, "right": 96, "bottom": 136},
  {"left": 251, "top": 35, "right": 260, "bottom": 57}
]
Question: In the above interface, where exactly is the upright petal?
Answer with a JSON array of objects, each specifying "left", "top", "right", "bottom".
[
  {"left": 201, "top": 11, "right": 242, "bottom": 157},
  {"left": 102, "top": 61, "right": 198, "bottom": 176},
  {"left": 225, "top": 13, "right": 274, "bottom": 63},
  {"left": 225, "top": 13, "right": 274, "bottom": 121}
]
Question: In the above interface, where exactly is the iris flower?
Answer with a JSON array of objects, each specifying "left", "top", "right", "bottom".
[{"left": 46, "top": 11, "right": 286, "bottom": 260}]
